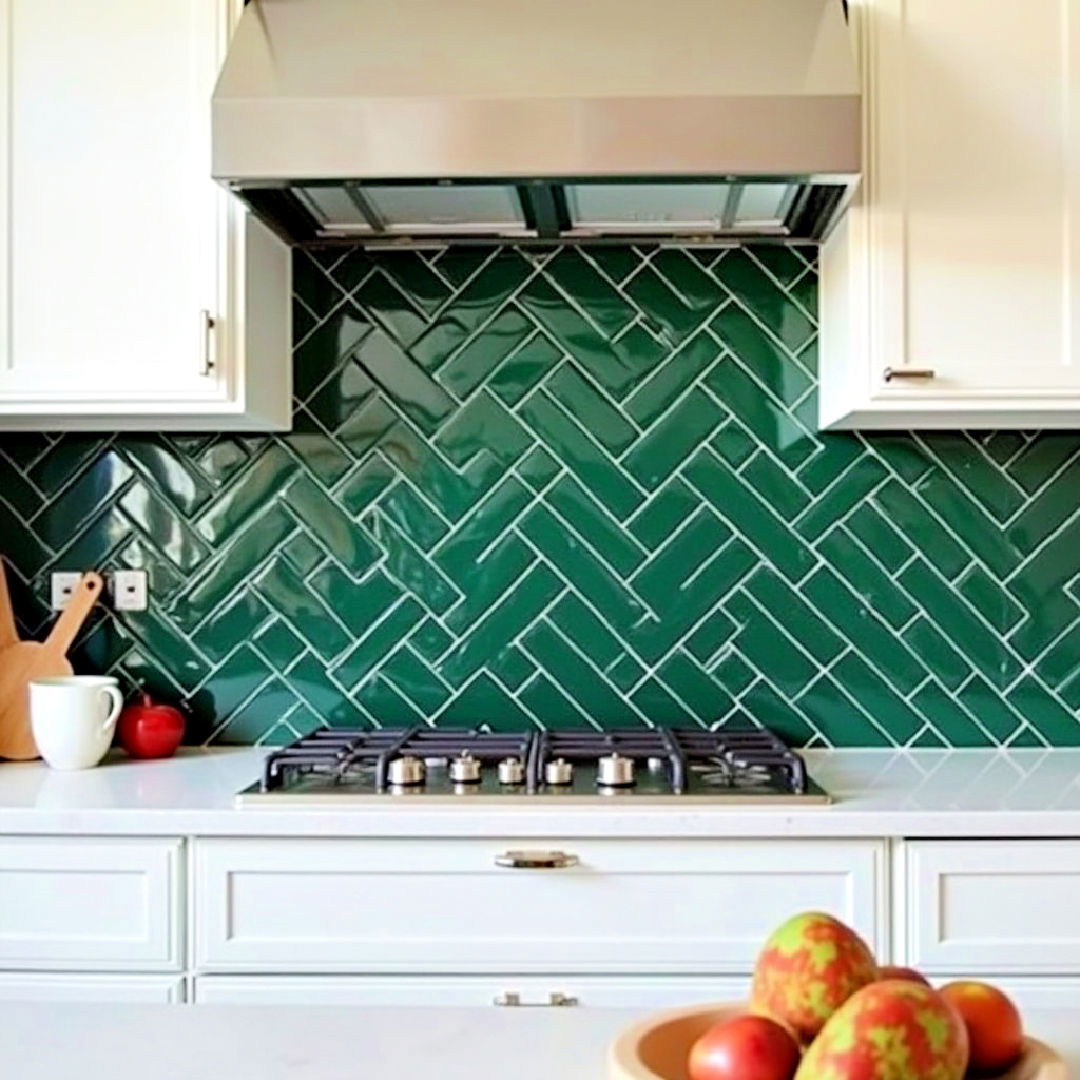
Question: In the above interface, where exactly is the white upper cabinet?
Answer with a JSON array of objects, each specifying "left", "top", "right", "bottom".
[
  {"left": 821, "top": 0, "right": 1080, "bottom": 429},
  {"left": 0, "top": 0, "right": 290, "bottom": 430}
]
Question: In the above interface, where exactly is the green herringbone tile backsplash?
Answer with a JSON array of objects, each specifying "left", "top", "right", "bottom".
[{"left": 1, "top": 245, "right": 1078, "bottom": 747}]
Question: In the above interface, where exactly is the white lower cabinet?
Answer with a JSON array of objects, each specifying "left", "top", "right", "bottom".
[
  {"left": 11, "top": 832, "right": 1080, "bottom": 1005},
  {"left": 0, "top": 837, "right": 184, "bottom": 971},
  {"left": 194, "top": 837, "right": 886, "bottom": 974},
  {"left": 901, "top": 840, "right": 1080, "bottom": 974},
  {"left": 0, "top": 973, "right": 185, "bottom": 1003},
  {"left": 194, "top": 975, "right": 749, "bottom": 1008}
]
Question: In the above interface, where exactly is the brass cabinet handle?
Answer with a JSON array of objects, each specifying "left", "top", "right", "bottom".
[
  {"left": 494, "top": 850, "right": 579, "bottom": 870},
  {"left": 493, "top": 991, "right": 580, "bottom": 1007},
  {"left": 883, "top": 367, "right": 935, "bottom": 383},
  {"left": 200, "top": 309, "right": 216, "bottom": 376}
]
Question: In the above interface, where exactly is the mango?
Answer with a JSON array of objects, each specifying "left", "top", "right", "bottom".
[
  {"left": 795, "top": 979, "right": 969, "bottom": 1080},
  {"left": 751, "top": 911, "right": 877, "bottom": 1043}
]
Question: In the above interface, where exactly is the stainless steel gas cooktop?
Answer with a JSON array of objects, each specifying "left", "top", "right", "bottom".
[{"left": 236, "top": 727, "right": 830, "bottom": 806}]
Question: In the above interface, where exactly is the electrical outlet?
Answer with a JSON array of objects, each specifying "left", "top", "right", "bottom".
[
  {"left": 50, "top": 572, "right": 83, "bottom": 611},
  {"left": 111, "top": 570, "right": 148, "bottom": 612}
]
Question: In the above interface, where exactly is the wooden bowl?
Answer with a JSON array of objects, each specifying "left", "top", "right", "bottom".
[{"left": 607, "top": 1002, "right": 1068, "bottom": 1080}]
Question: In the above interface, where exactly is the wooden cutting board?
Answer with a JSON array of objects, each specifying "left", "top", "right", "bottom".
[
  {"left": 0, "top": 559, "right": 17, "bottom": 654},
  {"left": 0, "top": 570, "right": 104, "bottom": 761}
]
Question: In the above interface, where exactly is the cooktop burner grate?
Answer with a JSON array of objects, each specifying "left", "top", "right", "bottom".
[{"left": 257, "top": 725, "right": 815, "bottom": 798}]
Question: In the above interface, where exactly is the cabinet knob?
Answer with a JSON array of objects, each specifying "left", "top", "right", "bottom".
[
  {"left": 883, "top": 367, "right": 935, "bottom": 383},
  {"left": 495, "top": 850, "right": 579, "bottom": 870}
]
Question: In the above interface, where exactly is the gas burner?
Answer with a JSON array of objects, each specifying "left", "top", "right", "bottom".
[{"left": 242, "top": 725, "right": 828, "bottom": 805}]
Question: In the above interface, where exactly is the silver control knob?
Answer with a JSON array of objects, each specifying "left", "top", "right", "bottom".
[
  {"left": 597, "top": 753, "right": 635, "bottom": 788},
  {"left": 449, "top": 752, "right": 482, "bottom": 784},
  {"left": 498, "top": 757, "right": 525, "bottom": 785},
  {"left": 387, "top": 755, "right": 425, "bottom": 786},
  {"left": 544, "top": 758, "right": 574, "bottom": 786}
]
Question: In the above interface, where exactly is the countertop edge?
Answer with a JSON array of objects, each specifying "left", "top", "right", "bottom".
[{"left": 3, "top": 747, "right": 1080, "bottom": 838}]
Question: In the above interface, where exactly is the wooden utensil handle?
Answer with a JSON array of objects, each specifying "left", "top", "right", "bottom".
[
  {"left": 46, "top": 572, "right": 103, "bottom": 655},
  {"left": 0, "top": 559, "right": 17, "bottom": 650}
]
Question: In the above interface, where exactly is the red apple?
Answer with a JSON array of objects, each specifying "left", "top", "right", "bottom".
[
  {"left": 876, "top": 965, "right": 930, "bottom": 986},
  {"left": 940, "top": 981, "right": 1023, "bottom": 1073},
  {"left": 689, "top": 1014, "right": 801, "bottom": 1080},
  {"left": 116, "top": 693, "right": 186, "bottom": 759}
]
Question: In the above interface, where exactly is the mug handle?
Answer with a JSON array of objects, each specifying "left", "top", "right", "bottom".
[{"left": 99, "top": 686, "right": 124, "bottom": 735}]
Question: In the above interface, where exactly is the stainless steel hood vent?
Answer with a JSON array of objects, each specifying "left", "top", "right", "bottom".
[{"left": 213, "top": 0, "right": 860, "bottom": 247}]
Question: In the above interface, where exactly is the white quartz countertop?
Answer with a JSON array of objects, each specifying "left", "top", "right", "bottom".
[
  {"left": 5, "top": 746, "right": 1080, "bottom": 836},
  {"left": 3, "top": 1004, "right": 1079, "bottom": 1080}
]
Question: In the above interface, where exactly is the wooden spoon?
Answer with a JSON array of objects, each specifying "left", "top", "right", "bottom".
[{"left": 0, "top": 572, "right": 104, "bottom": 760}]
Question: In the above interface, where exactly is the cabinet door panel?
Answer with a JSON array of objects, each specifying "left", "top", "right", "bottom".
[
  {"left": 1, "top": 0, "right": 224, "bottom": 402},
  {"left": 821, "top": 0, "right": 1080, "bottom": 428},
  {"left": 890, "top": 0, "right": 1079, "bottom": 395},
  {"left": 904, "top": 840, "right": 1080, "bottom": 974},
  {"left": 0, "top": 837, "right": 184, "bottom": 970},
  {"left": 195, "top": 838, "right": 886, "bottom": 974}
]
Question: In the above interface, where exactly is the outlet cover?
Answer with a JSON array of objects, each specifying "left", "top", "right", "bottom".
[
  {"left": 112, "top": 570, "right": 148, "bottom": 612},
  {"left": 50, "top": 572, "right": 83, "bottom": 611}
]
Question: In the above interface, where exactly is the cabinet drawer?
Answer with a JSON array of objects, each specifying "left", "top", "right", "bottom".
[
  {"left": 905, "top": 841, "right": 1080, "bottom": 973},
  {"left": 195, "top": 838, "right": 884, "bottom": 973},
  {"left": 194, "top": 974, "right": 748, "bottom": 1008},
  {"left": 0, "top": 974, "right": 184, "bottom": 1003},
  {"left": 0, "top": 837, "right": 183, "bottom": 970}
]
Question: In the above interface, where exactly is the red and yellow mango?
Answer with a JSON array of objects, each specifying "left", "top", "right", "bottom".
[
  {"left": 751, "top": 911, "right": 878, "bottom": 1044},
  {"left": 794, "top": 979, "right": 969, "bottom": 1080}
]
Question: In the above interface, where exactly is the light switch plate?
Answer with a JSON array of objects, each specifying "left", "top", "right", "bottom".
[
  {"left": 111, "top": 570, "right": 148, "bottom": 612},
  {"left": 50, "top": 572, "right": 83, "bottom": 611}
]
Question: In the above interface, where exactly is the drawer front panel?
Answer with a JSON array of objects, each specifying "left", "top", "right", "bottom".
[
  {"left": 195, "top": 974, "right": 749, "bottom": 1007},
  {"left": 0, "top": 837, "right": 183, "bottom": 970},
  {"left": 196, "top": 838, "right": 885, "bottom": 973},
  {"left": 906, "top": 840, "right": 1080, "bottom": 973},
  {"left": 0, "top": 974, "right": 184, "bottom": 1003}
]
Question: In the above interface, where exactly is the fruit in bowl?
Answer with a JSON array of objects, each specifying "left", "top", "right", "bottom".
[
  {"left": 608, "top": 911, "right": 1059, "bottom": 1080},
  {"left": 940, "top": 982, "right": 1024, "bottom": 1074},
  {"left": 796, "top": 979, "right": 968, "bottom": 1080},
  {"left": 750, "top": 911, "right": 878, "bottom": 1043},
  {"left": 688, "top": 1014, "right": 800, "bottom": 1080}
]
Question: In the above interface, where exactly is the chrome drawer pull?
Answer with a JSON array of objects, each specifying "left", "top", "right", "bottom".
[
  {"left": 494, "top": 991, "right": 579, "bottom": 1007},
  {"left": 200, "top": 309, "right": 216, "bottom": 376},
  {"left": 883, "top": 367, "right": 935, "bottom": 383},
  {"left": 495, "top": 850, "right": 579, "bottom": 870}
]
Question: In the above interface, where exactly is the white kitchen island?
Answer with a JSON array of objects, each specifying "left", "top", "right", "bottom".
[{"left": 4, "top": 1004, "right": 1078, "bottom": 1080}]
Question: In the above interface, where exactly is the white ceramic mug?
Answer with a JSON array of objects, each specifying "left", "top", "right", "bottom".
[{"left": 29, "top": 676, "right": 123, "bottom": 770}]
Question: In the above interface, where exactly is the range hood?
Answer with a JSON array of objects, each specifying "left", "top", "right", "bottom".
[{"left": 212, "top": 0, "right": 860, "bottom": 247}]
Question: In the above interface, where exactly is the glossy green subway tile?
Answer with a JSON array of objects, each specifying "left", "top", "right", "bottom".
[
  {"left": 900, "top": 617, "right": 971, "bottom": 693},
  {"left": 5, "top": 244, "right": 1080, "bottom": 746},
  {"left": 624, "top": 389, "right": 724, "bottom": 491},
  {"left": 436, "top": 563, "right": 561, "bottom": 687},
  {"left": 486, "top": 646, "right": 536, "bottom": 694}
]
